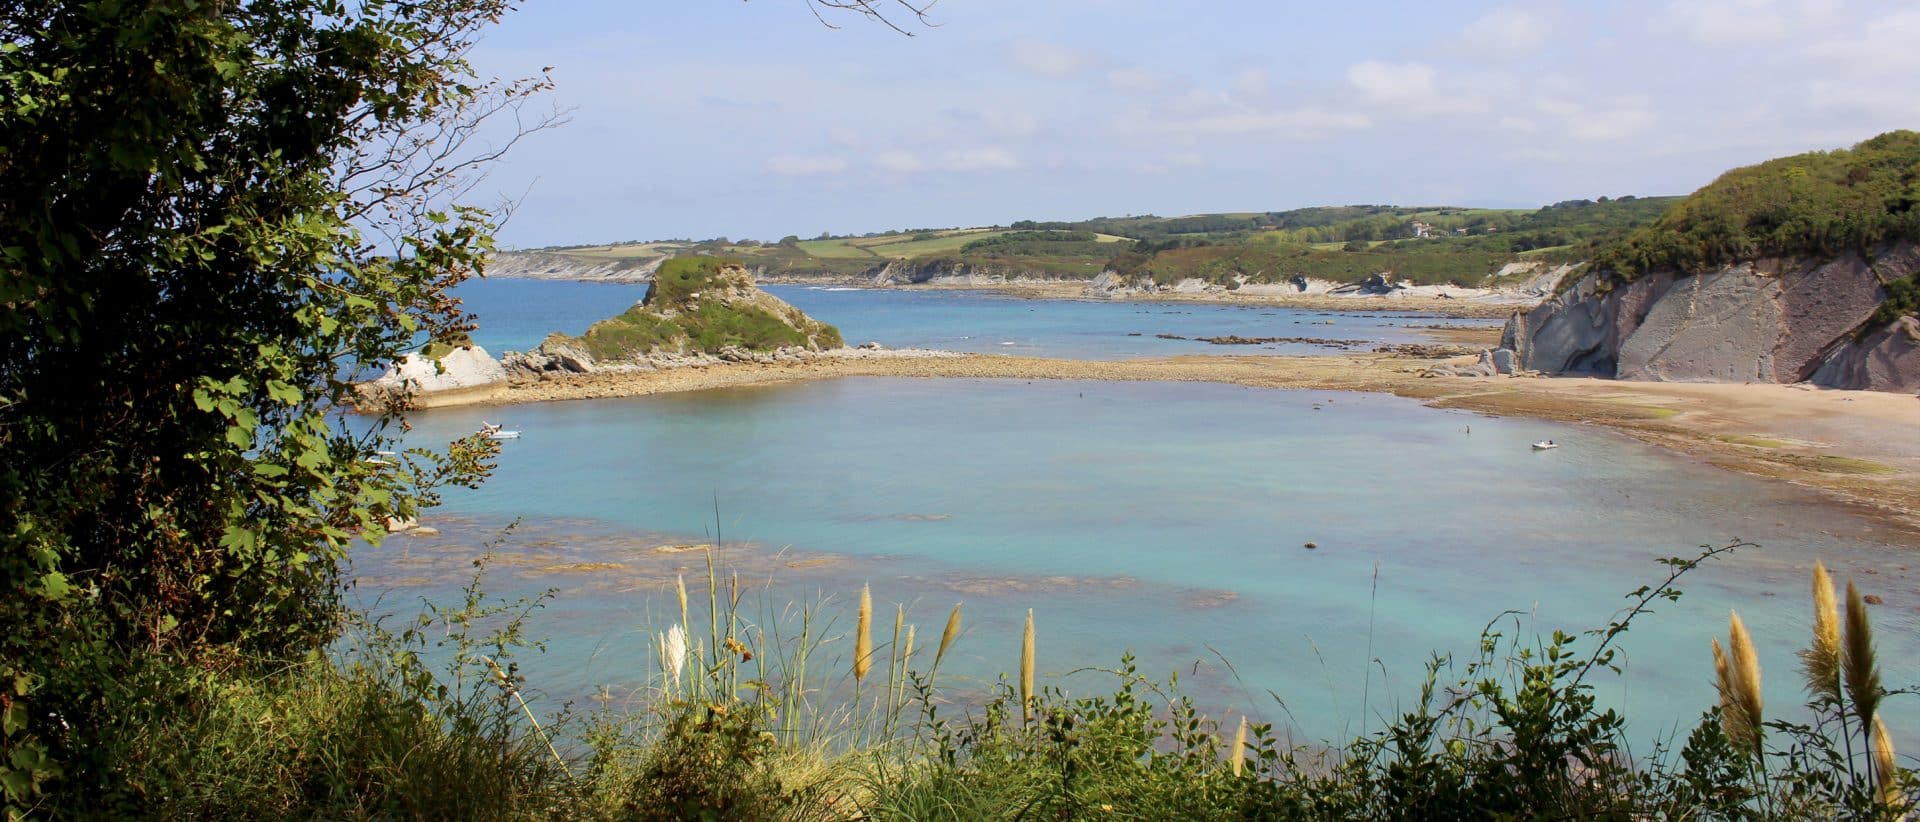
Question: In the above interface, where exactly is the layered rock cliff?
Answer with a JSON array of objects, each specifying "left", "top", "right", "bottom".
[
  {"left": 1504, "top": 243, "right": 1920, "bottom": 392},
  {"left": 1504, "top": 132, "right": 1920, "bottom": 393},
  {"left": 502, "top": 257, "right": 843, "bottom": 377},
  {"left": 486, "top": 250, "right": 661, "bottom": 282}
]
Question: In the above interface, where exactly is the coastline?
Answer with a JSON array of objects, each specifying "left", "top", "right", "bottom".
[
  {"left": 448, "top": 350, "right": 1920, "bottom": 542},
  {"left": 534, "top": 273, "right": 1536, "bottom": 320}
]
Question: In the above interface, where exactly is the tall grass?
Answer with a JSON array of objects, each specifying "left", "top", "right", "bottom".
[{"left": 64, "top": 540, "right": 1916, "bottom": 819}]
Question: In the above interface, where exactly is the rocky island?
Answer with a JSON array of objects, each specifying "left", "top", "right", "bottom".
[{"left": 501, "top": 256, "right": 845, "bottom": 378}]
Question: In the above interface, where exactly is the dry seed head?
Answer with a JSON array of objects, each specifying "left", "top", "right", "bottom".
[
  {"left": 854, "top": 584, "right": 873, "bottom": 682},
  {"left": 904, "top": 624, "right": 917, "bottom": 664},
  {"left": 662, "top": 624, "right": 687, "bottom": 689},
  {"left": 1230, "top": 716, "right": 1249, "bottom": 777},
  {"left": 1021, "top": 609, "right": 1036, "bottom": 722},
  {"left": 1799, "top": 561, "right": 1842, "bottom": 703},
  {"left": 1844, "top": 580, "right": 1882, "bottom": 731},
  {"left": 931, "top": 604, "right": 962, "bottom": 680},
  {"left": 1711, "top": 637, "right": 1752, "bottom": 751},
  {"left": 1727, "top": 611, "right": 1764, "bottom": 749},
  {"left": 1872, "top": 713, "right": 1901, "bottom": 810},
  {"left": 676, "top": 575, "right": 689, "bottom": 629}
]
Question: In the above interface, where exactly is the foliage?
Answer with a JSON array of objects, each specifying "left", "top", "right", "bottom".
[
  {"left": 0, "top": 0, "right": 535, "bottom": 809},
  {"left": 1591, "top": 131, "right": 1920, "bottom": 280},
  {"left": 570, "top": 258, "right": 843, "bottom": 359},
  {"left": 1108, "top": 243, "right": 1513, "bottom": 287}
]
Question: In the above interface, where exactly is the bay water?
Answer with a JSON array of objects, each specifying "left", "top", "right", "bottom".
[{"left": 360, "top": 278, "right": 1919, "bottom": 748}]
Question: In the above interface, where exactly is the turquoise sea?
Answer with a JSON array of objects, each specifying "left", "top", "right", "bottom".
[
  {"left": 452, "top": 278, "right": 1501, "bottom": 360},
  {"left": 360, "top": 277, "right": 1919, "bottom": 748}
]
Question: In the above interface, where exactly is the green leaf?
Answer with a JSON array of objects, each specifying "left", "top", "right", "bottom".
[{"left": 35, "top": 572, "right": 70, "bottom": 599}]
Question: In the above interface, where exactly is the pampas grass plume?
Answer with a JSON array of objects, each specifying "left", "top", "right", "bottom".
[
  {"left": 1725, "top": 611, "right": 1765, "bottom": 755},
  {"left": 1845, "top": 580, "right": 1882, "bottom": 731},
  {"left": 1712, "top": 637, "right": 1754, "bottom": 753},
  {"left": 854, "top": 584, "right": 873, "bottom": 683},
  {"left": 1021, "top": 608, "right": 1036, "bottom": 722},
  {"left": 1799, "top": 561, "right": 1842, "bottom": 703},
  {"left": 662, "top": 623, "right": 687, "bottom": 690},
  {"left": 930, "top": 604, "right": 962, "bottom": 683},
  {"left": 1873, "top": 713, "right": 1901, "bottom": 810},
  {"left": 1231, "top": 716, "right": 1249, "bottom": 777}
]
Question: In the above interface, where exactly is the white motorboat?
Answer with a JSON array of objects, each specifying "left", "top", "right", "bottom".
[
  {"left": 487, "top": 429, "right": 520, "bottom": 440},
  {"left": 1531, "top": 440, "right": 1559, "bottom": 450}
]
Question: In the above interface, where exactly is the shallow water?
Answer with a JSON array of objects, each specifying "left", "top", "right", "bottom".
[
  {"left": 361, "top": 377, "right": 1920, "bottom": 748},
  {"left": 452, "top": 278, "right": 1497, "bottom": 359}
]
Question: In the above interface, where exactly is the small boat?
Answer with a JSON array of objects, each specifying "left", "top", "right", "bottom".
[
  {"left": 487, "top": 429, "right": 520, "bottom": 440},
  {"left": 1531, "top": 440, "right": 1559, "bottom": 450}
]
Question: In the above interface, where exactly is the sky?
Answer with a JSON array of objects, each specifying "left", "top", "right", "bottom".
[{"left": 468, "top": 0, "right": 1920, "bottom": 248}]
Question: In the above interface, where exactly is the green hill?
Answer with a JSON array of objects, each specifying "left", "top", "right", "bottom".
[{"left": 517, "top": 195, "right": 1686, "bottom": 289}]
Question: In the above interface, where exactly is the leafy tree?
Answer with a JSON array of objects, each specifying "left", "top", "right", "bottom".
[{"left": 0, "top": 0, "right": 560, "bottom": 808}]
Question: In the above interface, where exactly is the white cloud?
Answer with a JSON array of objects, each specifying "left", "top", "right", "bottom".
[
  {"left": 1008, "top": 39, "right": 1095, "bottom": 77},
  {"left": 1805, "top": 10, "right": 1920, "bottom": 74},
  {"left": 1235, "top": 67, "right": 1270, "bottom": 98},
  {"left": 1664, "top": 0, "right": 1841, "bottom": 44},
  {"left": 1459, "top": 8, "right": 1550, "bottom": 56},
  {"left": 765, "top": 154, "right": 849, "bottom": 176},
  {"left": 876, "top": 150, "right": 927, "bottom": 173},
  {"left": 1106, "top": 66, "right": 1165, "bottom": 95},
  {"left": 1347, "top": 60, "right": 1438, "bottom": 104},
  {"left": 1175, "top": 108, "right": 1372, "bottom": 138},
  {"left": 980, "top": 110, "right": 1041, "bottom": 137},
  {"left": 1497, "top": 115, "right": 1541, "bottom": 134},
  {"left": 1345, "top": 60, "right": 1484, "bottom": 115},
  {"left": 939, "top": 147, "right": 1021, "bottom": 172},
  {"left": 1535, "top": 98, "right": 1656, "bottom": 141}
]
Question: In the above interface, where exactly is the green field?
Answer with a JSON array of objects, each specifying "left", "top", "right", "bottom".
[{"left": 520, "top": 195, "right": 1686, "bottom": 287}]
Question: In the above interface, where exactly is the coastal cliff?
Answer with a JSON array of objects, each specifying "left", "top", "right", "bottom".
[
  {"left": 502, "top": 257, "right": 844, "bottom": 377},
  {"left": 1504, "top": 132, "right": 1920, "bottom": 393},
  {"left": 486, "top": 250, "right": 661, "bottom": 282}
]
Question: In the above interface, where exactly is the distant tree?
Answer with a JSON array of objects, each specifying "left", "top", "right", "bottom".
[{"left": 779, "top": 235, "right": 802, "bottom": 247}]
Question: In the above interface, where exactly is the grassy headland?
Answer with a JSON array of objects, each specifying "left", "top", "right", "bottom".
[{"left": 513, "top": 196, "right": 1681, "bottom": 291}]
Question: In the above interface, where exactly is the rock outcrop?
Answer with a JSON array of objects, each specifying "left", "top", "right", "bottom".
[
  {"left": 1505, "top": 243, "right": 1920, "bottom": 392},
  {"left": 1809, "top": 315, "right": 1920, "bottom": 394},
  {"left": 502, "top": 258, "right": 843, "bottom": 379},
  {"left": 363, "top": 344, "right": 510, "bottom": 408}
]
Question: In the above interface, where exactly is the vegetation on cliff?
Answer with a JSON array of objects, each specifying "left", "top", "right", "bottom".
[
  {"left": 568, "top": 257, "right": 843, "bottom": 361},
  {"left": 1591, "top": 131, "right": 1920, "bottom": 288}
]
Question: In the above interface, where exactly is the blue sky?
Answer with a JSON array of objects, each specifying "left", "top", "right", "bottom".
[{"left": 470, "top": 0, "right": 1920, "bottom": 247}]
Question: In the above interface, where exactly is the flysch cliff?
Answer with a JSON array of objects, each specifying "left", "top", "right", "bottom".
[
  {"left": 1503, "top": 132, "right": 1920, "bottom": 394},
  {"left": 502, "top": 257, "right": 844, "bottom": 378},
  {"left": 486, "top": 250, "right": 661, "bottom": 282},
  {"left": 1504, "top": 244, "right": 1920, "bottom": 392}
]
